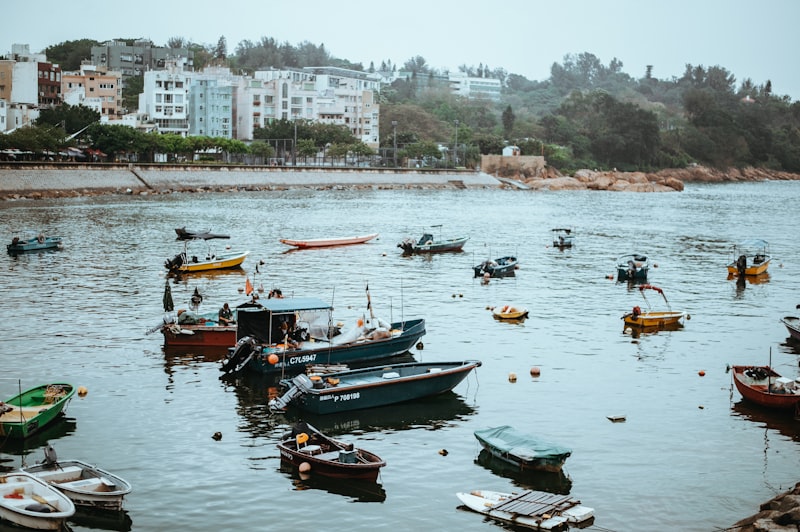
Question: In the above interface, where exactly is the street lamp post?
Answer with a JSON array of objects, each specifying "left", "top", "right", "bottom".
[
  {"left": 391, "top": 120, "right": 398, "bottom": 168},
  {"left": 453, "top": 119, "right": 459, "bottom": 169}
]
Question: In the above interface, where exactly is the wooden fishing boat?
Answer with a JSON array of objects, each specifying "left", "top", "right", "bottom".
[
  {"left": 731, "top": 365, "right": 800, "bottom": 410},
  {"left": 492, "top": 304, "right": 529, "bottom": 320},
  {"left": 268, "top": 360, "right": 481, "bottom": 414},
  {"left": 551, "top": 228, "right": 574, "bottom": 248},
  {"left": 727, "top": 239, "right": 771, "bottom": 277},
  {"left": 616, "top": 253, "right": 649, "bottom": 281},
  {"left": 277, "top": 422, "right": 386, "bottom": 481},
  {"left": 473, "top": 425, "right": 572, "bottom": 473},
  {"left": 0, "top": 472, "right": 75, "bottom": 530},
  {"left": 22, "top": 445, "right": 132, "bottom": 511},
  {"left": 457, "top": 489, "right": 594, "bottom": 531},
  {"left": 279, "top": 233, "right": 378, "bottom": 249},
  {"left": 0, "top": 384, "right": 75, "bottom": 439},
  {"left": 398, "top": 226, "right": 468, "bottom": 254},
  {"left": 221, "top": 290, "right": 426, "bottom": 376},
  {"left": 473, "top": 256, "right": 518, "bottom": 278},
  {"left": 622, "top": 284, "right": 686, "bottom": 329},
  {"left": 7, "top": 232, "right": 63, "bottom": 254},
  {"left": 782, "top": 316, "right": 800, "bottom": 342}
]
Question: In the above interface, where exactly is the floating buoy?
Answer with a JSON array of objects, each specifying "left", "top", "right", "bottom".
[
  {"left": 77, "top": 386, "right": 88, "bottom": 397},
  {"left": 268, "top": 354, "right": 279, "bottom": 365},
  {"left": 438, "top": 449, "right": 448, "bottom": 456},
  {"left": 212, "top": 432, "right": 222, "bottom": 441},
  {"left": 299, "top": 462, "right": 311, "bottom": 473},
  {"left": 416, "top": 341, "right": 424, "bottom": 350},
  {"left": 508, "top": 372, "right": 517, "bottom": 383},
  {"left": 698, "top": 370, "right": 706, "bottom": 377},
  {"left": 530, "top": 367, "right": 541, "bottom": 377}
]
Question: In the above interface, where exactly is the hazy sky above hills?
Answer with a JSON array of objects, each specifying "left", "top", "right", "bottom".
[{"left": 6, "top": 0, "right": 800, "bottom": 101}]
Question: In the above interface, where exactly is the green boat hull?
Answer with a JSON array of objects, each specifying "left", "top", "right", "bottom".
[{"left": 0, "top": 383, "right": 75, "bottom": 439}]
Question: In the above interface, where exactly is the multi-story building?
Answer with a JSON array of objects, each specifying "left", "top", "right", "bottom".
[
  {"left": 245, "top": 66, "right": 381, "bottom": 147},
  {"left": 138, "top": 59, "right": 191, "bottom": 136},
  {"left": 91, "top": 40, "right": 193, "bottom": 78},
  {"left": 62, "top": 63, "right": 122, "bottom": 118},
  {"left": 188, "top": 67, "right": 234, "bottom": 138}
]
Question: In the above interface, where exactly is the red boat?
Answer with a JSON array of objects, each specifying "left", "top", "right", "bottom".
[
  {"left": 162, "top": 322, "right": 236, "bottom": 350},
  {"left": 277, "top": 422, "right": 385, "bottom": 481},
  {"left": 731, "top": 365, "right": 800, "bottom": 410}
]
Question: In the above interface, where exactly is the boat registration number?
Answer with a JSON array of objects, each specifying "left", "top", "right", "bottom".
[{"left": 288, "top": 354, "right": 317, "bottom": 365}]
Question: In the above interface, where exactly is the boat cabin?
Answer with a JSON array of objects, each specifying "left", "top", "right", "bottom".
[{"left": 236, "top": 297, "right": 336, "bottom": 344}]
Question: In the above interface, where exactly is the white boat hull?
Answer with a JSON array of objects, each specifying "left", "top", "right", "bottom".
[{"left": 0, "top": 473, "right": 75, "bottom": 530}]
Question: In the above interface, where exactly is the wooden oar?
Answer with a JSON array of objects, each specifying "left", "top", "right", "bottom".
[{"left": 31, "top": 494, "right": 60, "bottom": 512}]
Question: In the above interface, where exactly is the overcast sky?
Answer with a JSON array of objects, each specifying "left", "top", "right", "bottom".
[{"left": 7, "top": 0, "right": 800, "bottom": 100}]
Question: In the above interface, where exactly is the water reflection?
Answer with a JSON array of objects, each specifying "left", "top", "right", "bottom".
[
  {"left": 731, "top": 401, "right": 800, "bottom": 443},
  {"left": 0, "top": 417, "right": 77, "bottom": 459},
  {"left": 278, "top": 463, "right": 387, "bottom": 502},
  {"left": 474, "top": 449, "right": 573, "bottom": 494},
  {"left": 70, "top": 507, "right": 133, "bottom": 532}
]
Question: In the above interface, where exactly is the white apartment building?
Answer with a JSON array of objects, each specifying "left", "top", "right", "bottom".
[{"left": 138, "top": 59, "right": 191, "bottom": 136}]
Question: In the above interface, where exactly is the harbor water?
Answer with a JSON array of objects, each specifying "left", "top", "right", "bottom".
[{"left": 1, "top": 181, "right": 799, "bottom": 531}]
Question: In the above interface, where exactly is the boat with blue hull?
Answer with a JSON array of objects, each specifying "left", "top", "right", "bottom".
[
  {"left": 220, "top": 295, "right": 426, "bottom": 376},
  {"left": 268, "top": 360, "right": 481, "bottom": 414}
]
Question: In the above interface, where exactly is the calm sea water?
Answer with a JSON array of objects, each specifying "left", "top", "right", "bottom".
[{"left": 1, "top": 181, "right": 799, "bottom": 532}]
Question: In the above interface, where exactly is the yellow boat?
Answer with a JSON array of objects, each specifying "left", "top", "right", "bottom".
[
  {"left": 726, "top": 239, "right": 770, "bottom": 276},
  {"left": 622, "top": 284, "right": 685, "bottom": 329},
  {"left": 493, "top": 304, "right": 529, "bottom": 321}
]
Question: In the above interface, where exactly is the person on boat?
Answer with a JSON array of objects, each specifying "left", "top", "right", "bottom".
[
  {"left": 218, "top": 303, "right": 235, "bottom": 325},
  {"left": 279, "top": 321, "right": 300, "bottom": 348}
]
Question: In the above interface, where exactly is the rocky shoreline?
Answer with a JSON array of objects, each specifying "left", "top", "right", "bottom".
[
  {"left": 728, "top": 482, "right": 800, "bottom": 532},
  {"left": 1, "top": 163, "right": 799, "bottom": 200}
]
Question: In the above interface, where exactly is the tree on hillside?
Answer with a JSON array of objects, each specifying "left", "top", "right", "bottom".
[
  {"left": 45, "top": 39, "right": 99, "bottom": 71},
  {"left": 502, "top": 105, "right": 516, "bottom": 137}
]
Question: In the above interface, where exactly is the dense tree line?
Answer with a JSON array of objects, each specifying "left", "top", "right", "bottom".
[{"left": 10, "top": 38, "right": 800, "bottom": 172}]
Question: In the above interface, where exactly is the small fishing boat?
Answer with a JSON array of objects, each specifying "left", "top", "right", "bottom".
[
  {"left": 0, "top": 472, "right": 75, "bottom": 530},
  {"left": 473, "top": 425, "right": 572, "bottom": 473},
  {"left": 7, "top": 232, "right": 63, "bottom": 254},
  {"left": 727, "top": 239, "right": 771, "bottom": 277},
  {"left": 221, "top": 288, "right": 426, "bottom": 376},
  {"left": 174, "top": 227, "right": 230, "bottom": 240},
  {"left": 268, "top": 360, "right": 481, "bottom": 414},
  {"left": 782, "top": 315, "right": 800, "bottom": 342},
  {"left": 622, "top": 284, "right": 686, "bottom": 329},
  {"left": 731, "top": 365, "right": 800, "bottom": 411},
  {"left": 277, "top": 422, "right": 386, "bottom": 481},
  {"left": 616, "top": 253, "right": 649, "bottom": 281},
  {"left": 22, "top": 445, "right": 132, "bottom": 511},
  {"left": 280, "top": 233, "right": 379, "bottom": 249},
  {"left": 0, "top": 384, "right": 75, "bottom": 439},
  {"left": 164, "top": 232, "right": 248, "bottom": 275},
  {"left": 457, "top": 489, "right": 594, "bottom": 531},
  {"left": 551, "top": 228, "right": 574, "bottom": 248},
  {"left": 398, "top": 226, "right": 468, "bottom": 254},
  {"left": 473, "top": 256, "right": 518, "bottom": 278},
  {"left": 492, "top": 304, "right": 529, "bottom": 320}
]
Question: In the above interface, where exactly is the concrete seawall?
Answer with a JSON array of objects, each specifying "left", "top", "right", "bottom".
[{"left": 0, "top": 163, "right": 500, "bottom": 198}]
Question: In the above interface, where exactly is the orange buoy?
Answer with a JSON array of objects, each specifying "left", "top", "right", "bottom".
[
  {"left": 268, "top": 354, "right": 279, "bottom": 365},
  {"left": 530, "top": 367, "right": 541, "bottom": 377},
  {"left": 508, "top": 372, "right": 517, "bottom": 383},
  {"left": 698, "top": 370, "right": 706, "bottom": 377}
]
